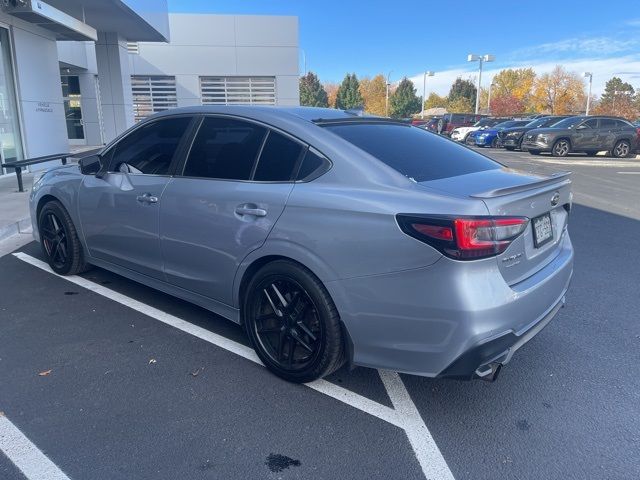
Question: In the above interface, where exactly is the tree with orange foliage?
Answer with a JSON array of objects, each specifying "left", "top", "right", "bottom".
[
  {"left": 359, "top": 74, "right": 387, "bottom": 116},
  {"left": 531, "top": 66, "right": 586, "bottom": 114},
  {"left": 324, "top": 82, "right": 339, "bottom": 108}
]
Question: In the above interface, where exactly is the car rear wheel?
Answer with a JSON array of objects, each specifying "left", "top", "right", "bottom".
[
  {"left": 244, "top": 260, "right": 344, "bottom": 383},
  {"left": 612, "top": 140, "right": 631, "bottom": 158},
  {"left": 552, "top": 139, "right": 571, "bottom": 157},
  {"left": 38, "top": 200, "right": 90, "bottom": 275}
]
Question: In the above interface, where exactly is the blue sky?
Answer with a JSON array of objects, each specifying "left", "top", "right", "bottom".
[{"left": 168, "top": 0, "right": 640, "bottom": 96}]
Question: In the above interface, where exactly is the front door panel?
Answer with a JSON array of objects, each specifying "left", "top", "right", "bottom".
[
  {"left": 160, "top": 177, "right": 293, "bottom": 305},
  {"left": 79, "top": 173, "right": 169, "bottom": 279}
]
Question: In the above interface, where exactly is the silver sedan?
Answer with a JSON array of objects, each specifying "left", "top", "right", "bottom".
[{"left": 30, "top": 106, "right": 574, "bottom": 383}]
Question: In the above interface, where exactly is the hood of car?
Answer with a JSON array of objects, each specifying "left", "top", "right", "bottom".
[{"left": 501, "top": 126, "right": 528, "bottom": 134}]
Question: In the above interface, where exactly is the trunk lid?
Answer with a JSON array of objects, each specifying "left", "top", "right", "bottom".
[{"left": 420, "top": 167, "right": 571, "bottom": 285}]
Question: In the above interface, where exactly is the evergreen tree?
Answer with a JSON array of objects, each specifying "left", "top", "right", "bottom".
[
  {"left": 448, "top": 77, "right": 477, "bottom": 108},
  {"left": 335, "top": 73, "right": 364, "bottom": 110},
  {"left": 299, "top": 72, "right": 329, "bottom": 107},
  {"left": 389, "top": 77, "right": 421, "bottom": 118},
  {"left": 600, "top": 77, "right": 634, "bottom": 103}
]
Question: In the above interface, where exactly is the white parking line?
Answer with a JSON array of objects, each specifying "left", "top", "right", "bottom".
[
  {"left": 13, "top": 252, "right": 455, "bottom": 480},
  {"left": 0, "top": 412, "right": 71, "bottom": 480},
  {"left": 617, "top": 171, "right": 640, "bottom": 174}
]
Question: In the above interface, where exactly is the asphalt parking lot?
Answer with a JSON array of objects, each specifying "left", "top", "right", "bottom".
[{"left": 1, "top": 149, "right": 639, "bottom": 480}]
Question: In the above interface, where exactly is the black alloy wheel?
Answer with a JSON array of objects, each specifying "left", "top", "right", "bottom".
[
  {"left": 38, "top": 200, "right": 89, "bottom": 275},
  {"left": 244, "top": 260, "right": 344, "bottom": 383},
  {"left": 41, "top": 211, "right": 68, "bottom": 270},
  {"left": 612, "top": 139, "right": 631, "bottom": 158},
  {"left": 552, "top": 139, "right": 571, "bottom": 157}
]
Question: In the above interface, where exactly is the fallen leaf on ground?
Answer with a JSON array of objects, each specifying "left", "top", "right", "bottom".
[
  {"left": 38, "top": 369, "right": 52, "bottom": 376},
  {"left": 148, "top": 359, "right": 157, "bottom": 365},
  {"left": 191, "top": 367, "right": 203, "bottom": 377}
]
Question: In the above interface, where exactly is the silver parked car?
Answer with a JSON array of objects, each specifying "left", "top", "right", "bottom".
[{"left": 30, "top": 106, "right": 574, "bottom": 383}]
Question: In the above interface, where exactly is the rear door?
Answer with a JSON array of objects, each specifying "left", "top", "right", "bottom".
[
  {"left": 159, "top": 116, "right": 304, "bottom": 305},
  {"left": 78, "top": 116, "right": 194, "bottom": 280},
  {"left": 598, "top": 118, "right": 618, "bottom": 149}
]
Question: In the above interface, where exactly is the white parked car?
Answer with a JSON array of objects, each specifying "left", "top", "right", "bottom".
[{"left": 451, "top": 118, "right": 505, "bottom": 143}]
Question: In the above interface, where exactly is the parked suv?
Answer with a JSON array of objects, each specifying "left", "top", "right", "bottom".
[
  {"left": 500, "top": 116, "right": 570, "bottom": 151},
  {"left": 425, "top": 113, "right": 486, "bottom": 136},
  {"left": 474, "top": 120, "right": 531, "bottom": 148},
  {"left": 521, "top": 116, "right": 637, "bottom": 157}
]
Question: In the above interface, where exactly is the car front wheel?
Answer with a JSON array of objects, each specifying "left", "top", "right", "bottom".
[
  {"left": 38, "top": 200, "right": 90, "bottom": 275},
  {"left": 552, "top": 139, "right": 571, "bottom": 157},
  {"left": 244, "top": 260, "right": 345, "bottom": 383},
  {"left": 612, "top": 139, "right": 631, "bottom": 158}
]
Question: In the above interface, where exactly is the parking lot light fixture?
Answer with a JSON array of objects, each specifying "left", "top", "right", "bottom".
[
  {"left": 421, "top": 71, "right": 435, "bottom": 118},
  {"left": 583, "top": 72, "right": 593, "bottom": 115},
  {"left": 468, "top": 54, "right": 494, "bottom": 115},
  {"left": 488, "top": 82, "right": 496, "bottom": 115}
]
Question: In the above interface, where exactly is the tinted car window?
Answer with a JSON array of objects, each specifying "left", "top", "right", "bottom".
[
  {"left": 297, "top": 148, "right": 329, "bottom": 181},
  {"left": 108, "top": 116, "right": 191, "bottom": 175},
  {"left": 253, "top": 131, "right": 304, "bottom": 182},
  {"left": 325, "top": 123, "right": 500, "bottom": 182},
  {"left": 183, "top": 117, "right": 266, "bottom": 180},
  {"left": 552, "top": 117, "right": 585, "bottom": 129},
  {"left": 599, "top": 118, "right": 616, "bottom": 128},
  {"left": 582, "top": 119, "right": 598, "bottom": 129},
  {"left": 616, "top": 119, "right": 632, "bottom": 128}
]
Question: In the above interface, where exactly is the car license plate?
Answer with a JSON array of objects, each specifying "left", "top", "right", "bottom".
[{"left": 532, "top": 213, "right": 553, "bottom": 247}]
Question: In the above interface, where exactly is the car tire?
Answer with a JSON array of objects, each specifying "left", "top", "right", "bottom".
[
  {"left": 552, "top": 139, "right": 571, "bottom": 157},
  {"left": 529, "top": 150, "right": 541, "bottom": 155},
  {"left": 38, "top": 200, "right": 90, "bottom": 275},
  {"left": 612, "top": 139, "right": 632, "bottom": 158},
  {"left": 490, "top": 138, "right": 499, "bottom": 148},
  {"left": 243, "top": 260, "right": 345, "bottom": 383}
]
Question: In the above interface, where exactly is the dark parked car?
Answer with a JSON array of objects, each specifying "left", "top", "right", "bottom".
[
  {"left": 425, "top": 113, "right": 486, "bottom": 136},
  {"left": 474, "top": 120, "right": 531, "bottom": 148},
  {"left": 521, "top": 116, "right": 638, "bottom": 157},
  {"left": 500, "top": 116, "right": 570, "bottom": 151}
]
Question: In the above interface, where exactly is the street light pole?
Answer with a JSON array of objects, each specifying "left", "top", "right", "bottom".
[
  {"left": 583, "top": 72, "right": 592, "bottom": 115},
  {"left": 468, "top": 54, "right": 495, "bottom": 115},
  {"left": 421, "top": 71, "right": 435, "bottom": 119}
]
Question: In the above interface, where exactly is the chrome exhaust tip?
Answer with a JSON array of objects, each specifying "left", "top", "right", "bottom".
[{"left": 474, "top": 363, "right": 503, "bottom": 382}]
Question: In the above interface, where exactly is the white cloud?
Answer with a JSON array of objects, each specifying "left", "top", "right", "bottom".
[
  {"left": 407, "top": 55, "right": 640, "bottom": 99},
  {"left": 512, "top": 37, "right": 638, "bottom": 57}
]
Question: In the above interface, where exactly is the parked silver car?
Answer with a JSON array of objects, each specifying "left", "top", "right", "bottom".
[{"left": 30, "top": 106, "right": 574, "bottom": 383}]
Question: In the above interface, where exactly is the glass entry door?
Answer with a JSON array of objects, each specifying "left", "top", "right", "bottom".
[
  {"left": 0, "top": 26, "right": 24, "bottom": 174},
  {"left": 61, "top": 75, "right": 85, "bottom": 145}
]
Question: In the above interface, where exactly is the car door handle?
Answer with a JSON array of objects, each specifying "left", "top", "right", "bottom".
[
  {"left": 136, "top": 193, "right": 159, "bottom": 204},
  {"left": 235, "top": 206, "right": 267, "bottom": 217}
]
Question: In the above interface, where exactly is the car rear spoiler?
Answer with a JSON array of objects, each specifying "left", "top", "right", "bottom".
[{"left": 470, "top": 171, "right": 572, "bottom": 199}]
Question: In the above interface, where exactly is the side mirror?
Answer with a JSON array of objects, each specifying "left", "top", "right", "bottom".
[
  {"left": 79, "top": 154, "right": 103, "bottom": 176},
  {"left": 576, "top": 124, "right": 587, "bottom": 130}
]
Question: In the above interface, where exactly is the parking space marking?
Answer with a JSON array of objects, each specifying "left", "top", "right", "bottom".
[
  {"left": 530, "top": 158, "right": 640, "bottom": 167},
  {"left": 13, "top": 252, "right": 455, "bottom": 480},
  {"left": 0, "top": 412, "right": 71, "bottom": 480},
  {"left": 617, "top": 171, "right": 640, "bottom": 174}
]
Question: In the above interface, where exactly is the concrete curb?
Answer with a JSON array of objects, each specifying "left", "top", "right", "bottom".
[{"left": 0, "top": 217, "right": 31, "bottom": 243}]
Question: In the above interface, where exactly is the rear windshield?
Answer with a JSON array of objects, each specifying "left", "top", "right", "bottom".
[{"left": 324, "top": 122, "right": 500, "bottom": 182}]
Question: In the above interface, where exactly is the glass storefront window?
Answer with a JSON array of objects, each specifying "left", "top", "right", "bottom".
[
  {"left": 61, "top": 75, "right": 85, "bottom": 141},
  {"left": 0, "top": 26, "right": 24, "bottom": 169}
]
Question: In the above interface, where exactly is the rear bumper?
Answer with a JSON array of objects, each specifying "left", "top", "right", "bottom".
[{"left": 326, "top": 231, "right": 574, "bottom": 379}]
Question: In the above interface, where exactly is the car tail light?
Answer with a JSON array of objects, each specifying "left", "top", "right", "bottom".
[{"left": 397, "top": 215, "right": 529, "bottom": 260}]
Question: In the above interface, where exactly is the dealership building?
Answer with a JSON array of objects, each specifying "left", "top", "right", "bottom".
[{"left": 0, "top": 0, "right": 299, "bottom": 175}]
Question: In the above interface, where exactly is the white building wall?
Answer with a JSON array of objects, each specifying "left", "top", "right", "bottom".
[
  {"left": 129, "top": 14, "right": 300, "bottom": 108},
  {"left": 0, "top": 13, "right": 68, "bottom": 163}
]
